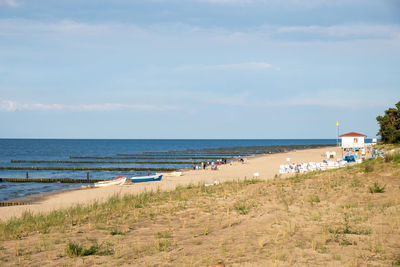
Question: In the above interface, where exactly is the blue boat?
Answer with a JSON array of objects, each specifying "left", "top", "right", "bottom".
[{"left": 129, "top": 174, "right": 163, "bottom": 183}]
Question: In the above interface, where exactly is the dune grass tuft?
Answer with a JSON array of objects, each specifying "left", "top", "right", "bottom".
[
  {"left": 66, "top": 241, "right": 113, "bottom": 257},
  {"left": 368, "top": 182, "right": 385, "bottom": 193}
]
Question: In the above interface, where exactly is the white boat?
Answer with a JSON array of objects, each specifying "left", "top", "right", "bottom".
[
  {"left": 129, "top": 174, "right": 162, "bottom": 183},
  {"left": 94, "top": 176, "right": 126, "bottom": 188},
  {"left": 155, "top": 171, "right": 182, "bottom": 177}
]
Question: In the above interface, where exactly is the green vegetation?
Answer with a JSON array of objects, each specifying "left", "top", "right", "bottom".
[
  {"left": 66, "top": 241, "right": 113, "bottom": 257},
  {"left": 154, "top": 238, "right": 171, "bottom": 252},
  {"left": 155, "top": 231, "right": 171, "bottom": 239},
  {"left": 307, "top": 195, "right": 320, "bottom": 205},
  {"left": 369, "top": 182, "right": 386, "bottom": 193},
  {"left": 376, "top": 101, "right": 400, "bottom": 144},
  {"left": 393, "top": 255, "right": 400, "bottom": 266},
  {"left": 364, "top": 162, "right": 374, "bottom": 173},
  {"left": 385, "top": 151, "right": 400, "bottom": 163},
  {"left": 110, "top": 229, "right": 126, "bottom": 236},
  {"left": 234, "top": 199, "right": 254, "bottom": 215}
]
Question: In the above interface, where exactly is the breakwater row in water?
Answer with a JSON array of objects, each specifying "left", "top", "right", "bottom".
[
  {"left": 69, "top": 156, "right": 234, "bottom": 159},
  {"left": 0, "top": 178, "right": 104, "bottom": 183},
  {"left": 0, "top": 201, "right": 31, "bottom": 207},
  {"left": 117, "top": 153, "right": 253, "bottom": 156},
  {"left": 11, "top": 160, "right": 204, "bottom": 164},
  {"left": 0, "top": 166, "right": 178, "bottom": 171}
]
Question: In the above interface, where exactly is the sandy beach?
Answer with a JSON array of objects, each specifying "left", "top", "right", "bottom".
[{"left": 0, "top": 146, "right": 341, "bottom": 221}]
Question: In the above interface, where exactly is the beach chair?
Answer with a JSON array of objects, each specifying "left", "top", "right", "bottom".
[
  {"left": 327, "top": 161, "right": 339, "bottom": 169},
  {"left": 319, "top": 162, "right": 327, "bottom": 170}
]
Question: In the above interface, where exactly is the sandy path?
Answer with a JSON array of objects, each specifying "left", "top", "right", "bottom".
[{"left": 0, "top": 146, "right": 341, "bottom": 221}]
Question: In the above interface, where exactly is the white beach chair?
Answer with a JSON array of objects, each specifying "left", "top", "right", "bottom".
[
  {"left": 319, "top": 162, "right": 327, "bottom": 170},
  {"left": 327, "top": 161, "right": 339, "bottom": 169}
]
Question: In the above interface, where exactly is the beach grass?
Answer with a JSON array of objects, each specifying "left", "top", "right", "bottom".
[{"left": 0, "top": 155, "right": 399, "bottom": 266}]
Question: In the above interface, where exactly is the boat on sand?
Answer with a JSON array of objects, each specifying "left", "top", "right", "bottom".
[
  {"left": 130, "top": 174, "right": 163, "bottom": 183},
  {"left": 94, "top": 176, "right": 126, "bottom": 188}
]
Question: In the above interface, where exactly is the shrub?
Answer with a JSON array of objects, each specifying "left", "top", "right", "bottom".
[
  {"left": 155, "top": 239, "right": 171, "bottom": 252},
  {"left": 385, "top": 152, "right": 400, "bottom": 163},
  {"left": 368, "top": 182, "right": 385, "bottom": 193},
  {"left": 155, "top": 231, "right": 171, "bottom": 239},
  {"left": 234, "top": 200, "right": 252, "bottom": 215},
  {"left": 110, "top": 229, "right": 125, "bottom": 236},
  {"left": 364, "top": 163, "right": 374, "bottom": 173},
  {"left": 66, "top": 241, "right": 113, "bottom": 257},
  {"left": 308, "top": 195, "right": 320, "bottom": 205},
  {"left": 393, "top": 255, "right": 400, "bottom": 266}
]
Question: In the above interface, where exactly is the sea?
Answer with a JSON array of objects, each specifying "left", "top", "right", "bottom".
[{"left": 0, "top": 139, "right": 340, "bottom": 202}]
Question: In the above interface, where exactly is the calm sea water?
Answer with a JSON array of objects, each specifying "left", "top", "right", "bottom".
[{"left": 0, "top": 139, "right": 338, "bottom": 202}]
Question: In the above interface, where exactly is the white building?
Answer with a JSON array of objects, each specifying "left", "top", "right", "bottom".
[{"left": 340, "top": 132, "right": 366, "bottom": 148}]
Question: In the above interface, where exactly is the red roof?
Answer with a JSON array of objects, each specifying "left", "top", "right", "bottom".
[{"left": 340, "top": 132, "right": 366, "bottom": 137}]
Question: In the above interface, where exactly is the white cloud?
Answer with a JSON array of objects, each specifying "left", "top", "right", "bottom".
[
  {"left": 199, "top": 0, "right": 253, "bottom": 3},
  {"left": 183, "top": 91, "right": 392, "bottom": 109},
  {"left": 0, "top": 100, "right": 18, "bottom": 111},
  {"left": 176, "top": 62, "right": 278, "bottom": 71},
  {"left": 0, "top": 19, "right": 398, "bottom": 44},
  {"left": 0, "top": 100, "right": 180, "bottom": 112},
  {"left": 197, "top": 0, "right": 379, "bottom": 8},
  {"left": 0, "top": 0, "right": 19, "bottom": 7},
  {"left": 268, "top": 97, "right": 390, "bottom": 109},
  {"left": 275, "top": 24, "right": 400, "bottom": 40}
]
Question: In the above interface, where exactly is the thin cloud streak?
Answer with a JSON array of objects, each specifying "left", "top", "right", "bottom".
[
  {"left": 268, "top": 98, "right": 391, "bottom": 109},
  {"left": 0, "top": 100, "right": 180, "bottom": 112},
  {"left": 0, "top": 19, "right": 398, "bottom": 43},
  {"left": 175, "top": 62, "right": 278, "bottom": 71},
  {"left": 275, "top": 24, "right": 400, "bottom": 40},
  {"left": 193, "top": 94, "right": 391, "bottom": 109},
  {"left": 198, "top": 0, "right": 380, "bottom": 8}
]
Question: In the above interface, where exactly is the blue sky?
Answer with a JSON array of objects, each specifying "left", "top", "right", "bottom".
[{"left": 0, "top": 0, "right": 399, "bottom": 139}]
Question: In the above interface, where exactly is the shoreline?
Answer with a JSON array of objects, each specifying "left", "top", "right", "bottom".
[
  {"left": 0, "top": 146, "right": 342, "bottom": 221},
  {"left": 5, "top": 187, "right": 86, "bottom": 204},
  {"left": 0, "top": 144, "right": 334, "bottom": 203}
]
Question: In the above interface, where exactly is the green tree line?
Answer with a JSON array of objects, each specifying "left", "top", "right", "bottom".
[{"left": 376, "top": 101, "right": 400, "bottom": 144}]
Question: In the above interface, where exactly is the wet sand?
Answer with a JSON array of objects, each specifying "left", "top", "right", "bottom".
[{"left": 0, "top": 146, "right": 341, "bottom": 221}]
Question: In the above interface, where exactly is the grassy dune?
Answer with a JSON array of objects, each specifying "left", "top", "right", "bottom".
[{"left": 0, "top": 154, "right": 399, "bottom": 266}]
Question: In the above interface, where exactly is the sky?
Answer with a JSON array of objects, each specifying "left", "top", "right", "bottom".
[{"left": 0, "top": 0, "right": 399, "bottom": 139}]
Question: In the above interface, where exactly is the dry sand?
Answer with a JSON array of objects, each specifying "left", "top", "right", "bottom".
[{"left": 0, "top": 146, "right": 341, "bottom": 221}]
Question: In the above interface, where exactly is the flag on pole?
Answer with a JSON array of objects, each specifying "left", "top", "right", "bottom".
[{"left": 335, "top": 121, "right": 339, "bottom": 126}]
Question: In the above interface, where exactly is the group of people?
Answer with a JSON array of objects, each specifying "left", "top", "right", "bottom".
[{"left": 192, "top": 158, "right": 228, "bottom": 170}]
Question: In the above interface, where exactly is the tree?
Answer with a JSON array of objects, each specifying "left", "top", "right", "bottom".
[{"left": 376, "top": 101, "right": 400, "bottom": 143}]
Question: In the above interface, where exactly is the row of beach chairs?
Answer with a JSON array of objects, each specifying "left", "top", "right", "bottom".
[{"left": 279, "top": 160, "right": 347, "bottom": 174}]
